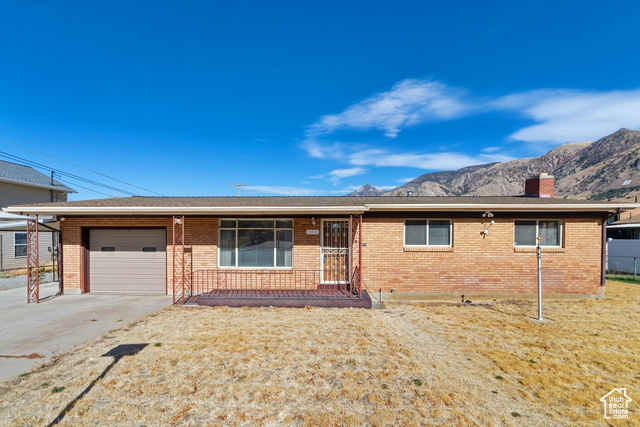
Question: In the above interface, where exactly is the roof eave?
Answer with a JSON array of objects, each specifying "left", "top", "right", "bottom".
[
  {"left": 5, "top": 202, "right": 637, "bottom": 216},
  {"left": 4, "top": 206, "right": 369, "bottom": 215},
  {"left": 0, "top": 177, "right": 77, "bottom": 193},
  {"left": 365, "top": 203, "right": 638, "bottom": 213}
]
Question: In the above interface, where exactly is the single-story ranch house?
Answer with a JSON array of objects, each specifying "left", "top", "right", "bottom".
[{"left": 6, "top": 175, "right": 636, "bottom": 307}]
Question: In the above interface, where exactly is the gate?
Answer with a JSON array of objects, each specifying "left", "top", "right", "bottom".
[{"left": 321, "top": 219, "right": 349, "bottom": 284}]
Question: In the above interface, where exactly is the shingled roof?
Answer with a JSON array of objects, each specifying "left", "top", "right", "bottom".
[
  {"left": 0, "top": 160, "right": 76, "bottom": 193},
  {"left": 4, "top": 195, "right": 635, "bottom": 215},
  {"left": 609, "top": 214, "right": 640, "bottom": 226}
]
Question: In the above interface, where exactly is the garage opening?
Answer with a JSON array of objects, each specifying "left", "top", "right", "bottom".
[{"left": 89, "top": 229, "right": 166, "bottom": 294}]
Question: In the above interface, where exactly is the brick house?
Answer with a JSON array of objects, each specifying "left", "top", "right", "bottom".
[{"left": 5, "top": 175, "right": 636, "bottom": 306}]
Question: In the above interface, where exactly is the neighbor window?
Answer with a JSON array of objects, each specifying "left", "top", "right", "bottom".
[
  {"left": 404, "top": 220, "right": 452, "bottom": 246},
  {"left": 219, "top": 219, "right": 293, "bottom": 268},
  {"left": 14, "top": 232, "right": 27, "bottom": 257},
  {"left": 514, "top": 220, "right": 561, "bottom": 247}
]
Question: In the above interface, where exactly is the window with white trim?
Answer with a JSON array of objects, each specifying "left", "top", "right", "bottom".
[
  {"left": 14, "top": 232, "right": 27, "bottom": 258},
  {"left": 404, "top": 219, "right": 452, "bottom": 246},
  {"left": 514, "top": 220, "right": 562, "bottom": 247},
  {"left": 219, "top": 219, "right": 293, "bottom": 267}
]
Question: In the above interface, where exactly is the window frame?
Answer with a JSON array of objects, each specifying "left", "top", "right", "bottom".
[
  {"left": 218, "top": 218, "right": 294, "bottom": 269},
  {"left": 403, "top": 219, "right": 453, "bottom": 247},
  {"left": 513, "top": 219, "right": 563, "bottom": 247},
  {"left": 14, "top": 232, "right": 28, "bottom": 258}
]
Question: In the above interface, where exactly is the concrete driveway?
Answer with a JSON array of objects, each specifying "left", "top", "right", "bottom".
[{"left": 0, "top": 283, "right": 172, "bottom": 384}]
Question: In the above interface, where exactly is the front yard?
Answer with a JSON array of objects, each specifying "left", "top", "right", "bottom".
[{"left": 1, "top": 281, "right": 638, "bottom": 426}]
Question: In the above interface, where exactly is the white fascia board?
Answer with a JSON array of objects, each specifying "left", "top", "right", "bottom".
[
  {"left": 607, "top": 223, "right": 640, "bottom": 229},
  {"left": 4, "top": 206, "right": 369, "bottom": 215},
  {"left": 364, "top": 203, "right": 640, "bottom": 213}
]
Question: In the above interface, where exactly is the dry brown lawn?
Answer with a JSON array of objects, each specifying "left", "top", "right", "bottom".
[{"left": 1, "top": 281, "right": 638, "bottom": 426}]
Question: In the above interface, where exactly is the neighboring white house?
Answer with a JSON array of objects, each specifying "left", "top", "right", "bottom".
[{"left": 0, "top": 160, "right": 75, "bottom": 270}]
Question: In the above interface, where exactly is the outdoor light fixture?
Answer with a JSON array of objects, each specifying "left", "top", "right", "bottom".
[
  {"left": 174, "top": 217, "right": 182, "bottom": 224},
  {"left": 481, "top": 220, "right": 496, "bottom": 236},
  {"left": 311, "top": 217, "right": 316, "bottom": 227},
  {"left": 482, "top": 211, "right": 494, "bottom": 218}
]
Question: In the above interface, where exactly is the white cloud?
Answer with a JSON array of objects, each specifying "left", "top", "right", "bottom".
[
  {"left": 495, "top": 89, "right": 640, "bottom": 143},
  {"left": 328, "top": 167, "right": 367, "bottom": 180},
  {"left": 245, "top": 186, "right": 323, "bottom": 196},
  {"left": 245, "top": 185, "right": 377, "bottom": 196},
  {"left": 300, "top": 78, "right": 640, "bottom": 177},
  {"left": 305, "top": 79, "right": 471, "bottom": 145},
  {"left": 398, "top": 177, "right": 417, "bottom": 183},
  {"left": 481, "top": 146, "right": 502, "bottom": 153},
  {"left": 349, "top": 149, "right": 512, "bottom": 170}
]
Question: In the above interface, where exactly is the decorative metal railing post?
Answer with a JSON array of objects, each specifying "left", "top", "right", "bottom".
[
  {"left": 173, "top": 215, "right": 185, "bottom": 304},
  {"left": 57, "top": 231, "right": 64, "bottom": 296},
  {"left": 350, "top": 214, "right": 362, "bottom": 298},
  {"left": 358, "top": 214, "right": 362, "bottom": 298},
  {"left": 27, "top": 215, "right": 39, "bottom": 303},
  {"left": 348, "top": 215, "right": 353, "bottom": 298}
]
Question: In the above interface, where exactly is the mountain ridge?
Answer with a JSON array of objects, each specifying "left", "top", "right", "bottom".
[{"left": 348, "top": 128, "right": 640, "bottom": 200}]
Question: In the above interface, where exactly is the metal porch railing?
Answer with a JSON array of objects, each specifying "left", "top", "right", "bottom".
[{"left": 187, "top": 268, "right": 362, "bottom": 299}]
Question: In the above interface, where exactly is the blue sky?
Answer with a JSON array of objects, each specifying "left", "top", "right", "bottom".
[{"left": 1, "top": 1, "right": 640, "bottom": 200}]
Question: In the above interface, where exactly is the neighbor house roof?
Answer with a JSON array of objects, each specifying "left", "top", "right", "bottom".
[
  {"left": 4, "top": 196, "right": 637, "bottom": 216},
  {"left": 0, "top": 160, "right": 76, "bottom": 193},
  {"left": 608, "top": 214, "right": 640, "bottom": 228}
]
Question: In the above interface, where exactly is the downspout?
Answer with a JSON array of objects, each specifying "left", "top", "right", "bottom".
[{"left": 602, "top": 208, "right": 622, "bottom": 286}]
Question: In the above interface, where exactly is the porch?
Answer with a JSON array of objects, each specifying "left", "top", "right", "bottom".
[
  {"left": 183, "top": 268, "right": 370, "bottom": 308},
  {"left": 172, "top": 215, "right": 370, "bottom": 308}
]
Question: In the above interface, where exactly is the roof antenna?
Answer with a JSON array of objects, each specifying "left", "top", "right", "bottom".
[{"left": 229, "top": 183, "right": 247, "bottom": 197}]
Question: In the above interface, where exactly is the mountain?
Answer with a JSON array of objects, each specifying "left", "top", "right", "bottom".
[
  {"left": 348, "top": 184, "right": 385, "bottom": 196},
  {"left": 350, "top": 128, "right": 640, "bottom": 200}
]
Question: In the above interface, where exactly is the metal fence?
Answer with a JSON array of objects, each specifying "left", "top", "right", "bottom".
[
  {"left": 607, "top": 255, "right": 640, "bottom": 279},
  {"left": 0, "top": 266, "right": 57, "bottom": 292},
  {"left": 607, "top": 240, "right": 640, "bottom": 279}
]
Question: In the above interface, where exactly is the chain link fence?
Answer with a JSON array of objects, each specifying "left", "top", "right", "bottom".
[
  {"left": 0, "top": 266, "right": 57, "bottom": 291},
  {"left": 607, "top": 255, "right": 640, "bottom": 279}
]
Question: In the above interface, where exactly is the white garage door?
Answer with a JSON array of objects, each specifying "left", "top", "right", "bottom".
[{"left": 89, "top": 229, "right": 166, "bottom": 294}]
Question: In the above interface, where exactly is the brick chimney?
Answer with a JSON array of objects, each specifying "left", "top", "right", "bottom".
[{"left": 525, "top": 173, "right": 554, "bottom": 198}]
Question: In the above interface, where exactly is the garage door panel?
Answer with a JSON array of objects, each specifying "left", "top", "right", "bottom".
[
  {"left": 90, "top": 271, "right": 165, "bottom": 279},
  {"left": 91, "top": 253, "right": 165, "bottom": 262},
  {"left": 90, "top": 229, "right": 166, "bottom": 294}
]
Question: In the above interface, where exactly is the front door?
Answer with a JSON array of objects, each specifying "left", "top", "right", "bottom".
[{"left": 321, "top": 219, "right": 349, "bottom": 284}]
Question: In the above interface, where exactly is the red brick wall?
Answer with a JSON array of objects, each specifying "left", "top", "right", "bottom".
[
  {"left": 60, "top": 216, "right": 323, "bottom": 294},
  {"left": 60, "top": 214, "right": 603, "bottom": 296},
  {"left": 361, "top": 215, "right": 603, "bottom": 296}
]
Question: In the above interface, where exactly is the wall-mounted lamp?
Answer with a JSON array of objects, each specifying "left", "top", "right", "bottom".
[
  {"left": 311, "top": 217, "right": 316, "bottom": 227},
  {"left": 482, "top": 211, "right": 494, "bottom": 218},
  {"left": 481, "top": 220, "right": 495, "bottom": 237}
]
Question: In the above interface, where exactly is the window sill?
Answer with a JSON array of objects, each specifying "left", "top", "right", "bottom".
[
  {"left": 514, "top": 247, "right": 565, "bottom": 253},
  {"left": 404, "top": 246, "right": 453, "bottom": 252}
]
